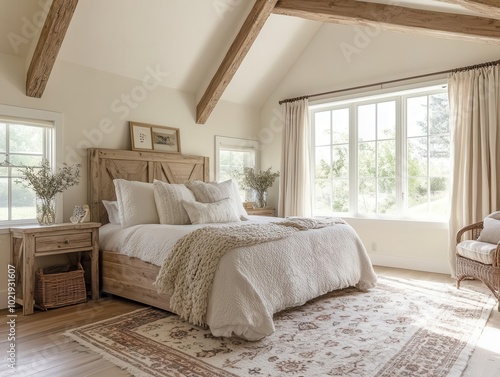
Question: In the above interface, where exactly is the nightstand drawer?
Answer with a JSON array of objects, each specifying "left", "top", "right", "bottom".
[
  {"left": 36, "top": 232, "right": 92, "bottom": 253},
  {"left": 246, "top": 208, "right": 275, "bottom": 217}
]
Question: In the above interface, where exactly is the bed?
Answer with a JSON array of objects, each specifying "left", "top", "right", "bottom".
[{"left": 88, "top": 148, "right": 377, "bottom": 340}]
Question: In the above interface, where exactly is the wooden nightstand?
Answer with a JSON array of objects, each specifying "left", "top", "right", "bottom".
[
  {"left": 10, "top": 222, "right": 101, "bottom": 315},
  {"left": 246, "top": 207, "right": 276, "bottom": 217}
]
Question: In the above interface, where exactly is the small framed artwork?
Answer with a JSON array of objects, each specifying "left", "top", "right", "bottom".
[
  {"left": 151, "top": 125, "right": 181, "bottom": 153},
  {"left": 129, "top": 122, "right": 153, "bottom": 151}
]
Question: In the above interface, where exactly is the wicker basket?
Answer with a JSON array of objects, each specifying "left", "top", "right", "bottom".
[{"left": 34, "top": 263, "right": 87, "bottom": 310}]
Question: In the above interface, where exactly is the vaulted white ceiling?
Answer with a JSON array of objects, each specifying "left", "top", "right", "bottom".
[{"left": 0, "top": 0, "right": 491, "bottom": 109}]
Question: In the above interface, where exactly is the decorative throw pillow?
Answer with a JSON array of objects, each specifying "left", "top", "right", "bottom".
[
  {"left": 102, "top": 200, "right": 120, "bottom": 225},
  {"left": 182, "top": 198, "right": 241, "bottom": 224},
  {"left": 478, "top": 211, "right": 500, "bottom": 244},
  {"left": 153, "top": 180, "right": 195, "bottom": 225},
  {"left": 185, "top": 179, "right": 248, "bottom": 220},
  {"left": 114, "top": 179, "right": 159, "bottom": 228}
]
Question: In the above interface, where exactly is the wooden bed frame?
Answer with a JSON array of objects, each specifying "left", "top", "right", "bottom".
[{"left": 87, "top": 148, "right": 209, "bottom": 309}]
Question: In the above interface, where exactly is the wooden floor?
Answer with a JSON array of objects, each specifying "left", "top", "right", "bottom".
[{"left": 1, "top": 266, "right": 499, "bottom": 377}]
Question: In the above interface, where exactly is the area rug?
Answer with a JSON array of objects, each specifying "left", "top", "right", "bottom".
[{"left": 65, "top": 276, "right": 494, "bottom": 377}]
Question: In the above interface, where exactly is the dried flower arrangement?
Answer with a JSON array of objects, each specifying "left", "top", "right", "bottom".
[
  {"left": 16, "top": 159, "right": 81, "bottom": 224},
  {"left": 240, "top": 167, "right": 280, "bottom": 192},
  {"left": 238, "top": 167, "right": 279, "bottom": 208}
]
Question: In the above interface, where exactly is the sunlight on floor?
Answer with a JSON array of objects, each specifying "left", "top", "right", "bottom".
[{"left": 477, "top": 323, "right": 500, "bottom": 354}]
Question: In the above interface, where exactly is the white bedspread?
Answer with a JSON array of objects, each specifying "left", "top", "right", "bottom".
[{"left": 100, "top": 216, "right": 377, "bottom": 340}]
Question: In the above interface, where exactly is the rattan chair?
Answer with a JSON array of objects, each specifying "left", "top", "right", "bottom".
[{"left": 456, "top": 221, "right": 500, "bottom": 311}]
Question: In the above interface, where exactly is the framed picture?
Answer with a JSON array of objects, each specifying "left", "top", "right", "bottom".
[
  {"left": 129, "top": 122, "right": 181, "bottom": 153},
  {"left": 129, "top": 122, "right": 153, "bottom": 151},
  {"left": 151, "top": 125, "right": 181, "bottom": 153}
]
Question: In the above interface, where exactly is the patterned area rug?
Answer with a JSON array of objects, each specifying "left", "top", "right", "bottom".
[{"left": 65, "top": 276, "right": 494, "bottom": 377}]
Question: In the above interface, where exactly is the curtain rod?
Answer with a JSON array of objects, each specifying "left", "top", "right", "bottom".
[{"left": 278, "top": 58, "right": 500, "bottom": 105}]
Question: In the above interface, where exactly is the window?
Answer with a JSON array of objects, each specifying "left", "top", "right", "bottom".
[
  {"left": 0, "top": 104, "right": 61, "bottom": 225},
  {"left": 215, "top": 136, "right": 259, "bottom": 201},
  {"left": 311, "top": 84, "right": 450, "bottom": 220}
]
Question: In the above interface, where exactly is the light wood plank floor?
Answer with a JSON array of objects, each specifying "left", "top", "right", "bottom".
[{"left": 1, "top": 266, "right": 499, "bottom": 377}]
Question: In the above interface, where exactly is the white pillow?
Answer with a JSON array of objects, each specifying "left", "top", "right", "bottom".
[
  {"left": 102, "top": 200, "right": 120, "bottom": 225},
  {"left": 185, "top": 179, "right": 248, "bottom": 220},
  {"left": 230, "top": 180, "right": 249, "bottom": 221},
  {"left": 478, "top": 211, "right": 500, "bottom": 244},
  {"left": 114, "top": 179, "right": 159, "bottom": 228},
  {"left": 153, "top": 180, "right": 195, "bottom": 225},
  {"left": 182, "top": 198, "right": 241, "bottom": 224}
]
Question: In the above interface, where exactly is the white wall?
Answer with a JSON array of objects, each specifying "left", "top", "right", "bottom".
[
  {"left": 0, "top": 52, "right": 261, "bottom": 308},
  {"left": 260, "top": 24, "right": 500, "bottom": 275}
]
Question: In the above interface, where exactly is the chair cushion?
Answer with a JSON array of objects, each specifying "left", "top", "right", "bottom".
[
  {"left": 477, "top": 211, "right": 500, "bottom": 244},
  {"left": 457, "top": 240, "right": 497, "bottom": 265}
]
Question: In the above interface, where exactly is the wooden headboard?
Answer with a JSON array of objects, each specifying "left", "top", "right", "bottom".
[{"left": 88, "top": 148, "right": 210, "bottom": 224}]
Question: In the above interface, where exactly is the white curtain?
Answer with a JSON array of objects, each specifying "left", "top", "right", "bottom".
[
  {"left": 278, "top": 97, "right": 311, "bottom": 217},
  {"left": 448, "top": 63, "right": 500, "bottom": 277}
]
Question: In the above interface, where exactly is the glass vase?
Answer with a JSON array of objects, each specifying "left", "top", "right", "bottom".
[
  {"left": 253, "top": 190, "right": 268, "bottom": 208},
  {"left": 36, "top": 197, "right": 56, "bottom": 225}
]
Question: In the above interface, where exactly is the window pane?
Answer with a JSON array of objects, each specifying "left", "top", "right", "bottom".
[
  {"left": 315, "top": 111, "right": 331, "bottom": 146},
  {"left": 430, "top": 177, "right": 449, "bottom": 216},
  {"left": 407, "top": 96, "right": 428, "bottom": 137},
  {"left": 429, "top": 135, "right": 450, "bottom": 177},
  {"left": 358, "top": 142, "right": 376, "bottom": 177},
  {"left": 0, "top": 154, "right": 7, "bottom": 173},
  {"left": 359, "top": 178, "right": 376, "bottom": 214},
  {"left": 315, "top": 146, "right": 331, "bottom": 179},
  {"left": 358, "top": 104, "right": 376, "bottom": 141},
  {"left": 377, "top": 140, "right": 396, "bottom": 177},
  {"left": 407, "top": 177, "right": 428, "bottom": 216},
  {"left": 332, "top": 179, "right": 349, "bottom": 213},
  {"left": 219, "top": 149, "right": 231, "bottom": 165},
  {"left": 332, "top": 146, "right": 348, "bottom": 178},
  {"left": 429, "top": 93, "right": 449, "bottom": 135},
  {"left": 378, "top": 178, "right": 396, "bottom": 215},
  {"left": 0, "top": 178, "right": 7, "bottom": 221},
  {"left": 332, "top": 108, "right": 349, "bottom": 144},
  {"left": 0, "top": 123, "right": 6, "bottom": 152},
  {"left": 231, "top": 151, "right": 244, "bottom": 167},
  {"left": 219, "top": 148, "right": 255, "bottom": 201},
  {"left": 314, "top": 179, "right": 331, "bottom": 214},
  {"left": 9, "top": 124, "right": 44, "bottom": 154},
  {"left": 9, "top": 154, "right": 44, "bottom": 168},
  {"left": 377, "top": 101, "right": 396, "bottom": 139},
  {"left": 12, "top": 180, "right": 35, "bottom": 220},
  {"left": 408, "top": 138, "right": 427, "bottom": 177}
]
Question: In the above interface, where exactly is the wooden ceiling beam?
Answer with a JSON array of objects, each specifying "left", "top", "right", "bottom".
[
  {"left": 196, "top": 0, "right": 279, "bottom": 124},
  {"left": 26, "top": 0, "right": 78, "bottom": 98},
  {"left": 273, "top": 0, "right": 500, "bottom": 44},
  {"left": 436, "top": 0, "right": 500, "bottom": 18}
]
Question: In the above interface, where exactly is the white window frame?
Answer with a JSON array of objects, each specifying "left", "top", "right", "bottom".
[
  {"left": 310, "top": 81, "right": 450, "bottom": 222},
  {"left": 0, "top": 104, "right": 63, "bottom": 229},
  {"left": 215, "top": 136, "right": 260, "bottom": 181}
]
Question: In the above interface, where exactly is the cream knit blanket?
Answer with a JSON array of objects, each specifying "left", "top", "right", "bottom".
[{"left": 155, "top": 217, "right": 345, "bottom": 326}]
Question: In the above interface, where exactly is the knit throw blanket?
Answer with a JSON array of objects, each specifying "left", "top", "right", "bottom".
[{"left": 155, "top": 217, "right": 345, "bottom": 326}]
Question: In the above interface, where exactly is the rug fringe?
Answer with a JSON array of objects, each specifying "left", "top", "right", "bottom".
[
  {"left": 64, "top": 307, "right": 157, "bottom": 377},
  {"left": 64, "top": 331, "right": 152, "bottom": 377},
  {"left": 446, "top": 296, "right": 496, "bottom": 377}
]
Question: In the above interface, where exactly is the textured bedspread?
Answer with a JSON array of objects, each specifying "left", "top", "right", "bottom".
[
  {"left": 100, "top": 217, "right": 377, "bottom": 340},
  {"left": 155, "top": 218, "right": 347, "bottom": 327}
]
